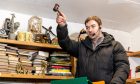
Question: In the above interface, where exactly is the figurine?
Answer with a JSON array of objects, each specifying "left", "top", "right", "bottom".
[
  {"left": 0, "top": 14, "right": 20, "bottom": 39},
  {"left": 42, "top": 26, "right": 58, "bottom": 44}
]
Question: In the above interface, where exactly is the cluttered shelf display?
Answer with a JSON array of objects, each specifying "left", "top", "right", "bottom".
[
  {"left": 0, "top": 40, "right": 74, "bottom": 80},
  {"left": 0, "top": 13, "right": 74, "bottom": 80},
  {"left": 0, "top": 14, "right": 58, "bottom": 45},
  {"left": 0, "top": 5, "right": 75, "bottom": 81}
]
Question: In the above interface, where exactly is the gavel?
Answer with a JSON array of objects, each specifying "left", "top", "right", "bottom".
[{"left": 53, "top": 3, "right": 63, "bottom": 16}]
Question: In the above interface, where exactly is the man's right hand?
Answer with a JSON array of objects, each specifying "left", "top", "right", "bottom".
[{"left": 56, "top": 12, "right": 66, "bottom": 27}]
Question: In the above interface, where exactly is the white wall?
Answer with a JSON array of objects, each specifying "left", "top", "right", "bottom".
[
  {"left": 102, "top": 28, "right": 132, "bottom": 50},
  {"left": 131, "top": 27, "right": 140, "bottom": 51}
]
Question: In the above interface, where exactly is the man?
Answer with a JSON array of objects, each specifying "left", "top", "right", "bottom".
[{"left": 56, "top": 12, "right": 130, "bottom": 84}]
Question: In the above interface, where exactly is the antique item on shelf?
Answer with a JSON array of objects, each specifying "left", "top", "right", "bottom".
[
  {"left": 17, "top": 32, "right": 33, "bottom": 42},
  {"left": 28, "top": 16, "right": 42, "bottom": 34},
  {"left": 16, "top": 63, "right": 29, "bottom": 74},
  {"left": 0, "top": 18, "right": 11, "bottom": 37},
  {"left": 0, "top": 14, "right": 20, "bottom": 39},
  {"left": 0, "top": 34, "right": 8, "bottom": 39},
  {"left": 42, "top": 26, "right": 57, "bottom": 44},
  {"left": 42, "top": 34, "right": 51, "bottom": 43},
  {"left": 9, "top": 14, "right": 16, "bottom": 33},
  {"left": 8, "top": 14, "right": 20, "bottom": 40},
  {"left": 17, "top": 32, "right": 25, "bottom": 41},
  {"left": 14, "top": 22, "right": 20, "bottom": 32},
  {"left": 41, "top": 60, "right": 47, "bottom": 75},
  {"left": 25, "top": 32, "right": 33, "bottom": 42},
  {"left": 16, "top": 62, "right": 24, "bottom": 74},
  {"left": 51, "top": 37, "right": 58, "bottom": 45},
  {"left": 9, "top": 33, "right": 17, "bottom": 40},
  {"left": 34, "top": 34, "right": 51, "bottom": 43},
  {"left": 42, "top": 26, "right": 57, "bottom": 37},
  {"left": 34, "top": 34, "right": 42, "bottom": 43},
  {"left": 16, "top": 61, "right": 32, "bottom": 74}
]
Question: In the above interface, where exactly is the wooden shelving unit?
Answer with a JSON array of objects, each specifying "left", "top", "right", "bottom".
[
  {"left": 126, "top": 79, "right": 136, "bottom": 84},
  {"left": 0, "top": 73, "right": 73, "bottom": 79},
  {"left": 127, "top": 51, "right": 140, "bottom": 83},
  {"left": 0, "top": 38, "right": 61, "bottom": 49},
  {"left": 127, "top": 51, "right": 140, "bottom": 57},
  {"left": 0, "top": 38, "right": 75, "bottom": 81}
]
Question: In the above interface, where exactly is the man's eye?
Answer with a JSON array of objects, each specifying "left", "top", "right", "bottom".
[
  {"left": 91, "top": 25, "right": 95, "bottom": 28},
  {"left": 86, "top": 27, "right": 89, "bottom": 29}
]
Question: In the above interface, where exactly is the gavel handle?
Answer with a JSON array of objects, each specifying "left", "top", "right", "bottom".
[{"left": 57, "top": 10, "right": 63, "bottom": 16}]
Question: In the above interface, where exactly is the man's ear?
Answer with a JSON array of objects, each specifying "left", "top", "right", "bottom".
[{"left": 99, "top": 25, "right": 102, "bottom": 29}]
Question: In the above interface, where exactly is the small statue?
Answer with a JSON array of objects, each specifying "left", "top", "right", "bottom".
[
  {"left": 8, "top": 14, "right": 20, "bottom": 39},
  {"left": 0, "top": 18, "right": 10, "bottom": 38},
  {"left": 0, "top": 14, "right": 20, "bottom": 39},
  {"left": 4, "top": 18, "right": 11, "bottom": 35},
  {"left": 16, "top": 62, "right": 23, "bottom": 74},
  {"left": 45, "top": 30, "right": 52, "bottom": 43},
  {"left": 9, "top": 14, "right": 20, "bottom": 33},
  {"left": 42, "top": 26, "right": 57, "bottom": 44}
]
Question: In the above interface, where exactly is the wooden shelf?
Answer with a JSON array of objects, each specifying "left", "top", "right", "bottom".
[
  {"left": 134, "top": 78, "right": 140, "bottom": 82},
  {"left": 127, "top": 51, "right": 140, "bottom": 57},
  {"left": 126, "top": 79, "right": 136, "bottom": 83},
  {"left": 127, "top": 78, "right": 140, "bottom": 83},
  {"left": 0, "top": 38, "right": 61, "bottom": 50},
  {"left": 0, "top": 73, "right": 74, "bottom": 80}
]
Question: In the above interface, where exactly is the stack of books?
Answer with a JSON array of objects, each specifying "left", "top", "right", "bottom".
[
  {"left": 48, "top": 52, "right": 72, "bottom": 76},
  {"left": 6, "top": 46, "right": 18, "bottom": 74},
  {"left": 18, "top": 49, "right": 33, "bottom": 74},
  {"left": 0, "top": 43, "right": 8, "bottom": 73},
  {"left": 32, "top": 51, "right": 49, "bottom": 74},
  {"left": 8, "top": 54, "right": 19, "bottom": 73}
]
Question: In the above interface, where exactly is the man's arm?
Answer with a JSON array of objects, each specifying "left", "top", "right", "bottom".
[
  {"left": 56, "top": 12, "right": 79, "bottom": 57},
  {"left": 57, "top": 24, "right": 79, "bottom": 57},
  {"left": 110, "top": 41, "right": 130, "bottom": 84}
]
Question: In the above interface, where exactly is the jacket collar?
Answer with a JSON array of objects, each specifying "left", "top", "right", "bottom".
[{"left": 81, "top": 32, "right": 114, "bottom": 51}]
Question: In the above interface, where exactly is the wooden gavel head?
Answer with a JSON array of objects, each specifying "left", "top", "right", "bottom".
[
  {"left": 53, "top": 3, "right": 63, "bottom": 16},
  {"left": 53, "top": 3, "right": 60, "bottom": 12}
]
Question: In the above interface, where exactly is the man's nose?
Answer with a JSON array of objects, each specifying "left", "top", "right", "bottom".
[{"left": 88, "top": 27, "right": 92, "bottom": 32}]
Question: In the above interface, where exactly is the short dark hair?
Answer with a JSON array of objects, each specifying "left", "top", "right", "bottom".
[{"left": 85, "top": 16, "right": 102, "bottom": 26}]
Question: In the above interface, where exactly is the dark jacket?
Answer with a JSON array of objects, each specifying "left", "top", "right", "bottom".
[{"left": 57, "top": 24, "right": 130, "bottom": 84}]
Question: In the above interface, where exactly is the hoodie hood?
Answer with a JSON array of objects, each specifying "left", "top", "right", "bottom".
[{"left": 81, "top": 32, "right": 115, "bottom": 50}]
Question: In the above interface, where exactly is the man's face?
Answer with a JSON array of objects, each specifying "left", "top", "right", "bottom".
[{"left": 85, "top": 20, "right": 100, "bottom": 39}]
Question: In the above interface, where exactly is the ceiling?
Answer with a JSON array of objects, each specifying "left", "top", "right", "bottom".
[{"left": 0, "top": 0, "right": 140, "bottom": 32}]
